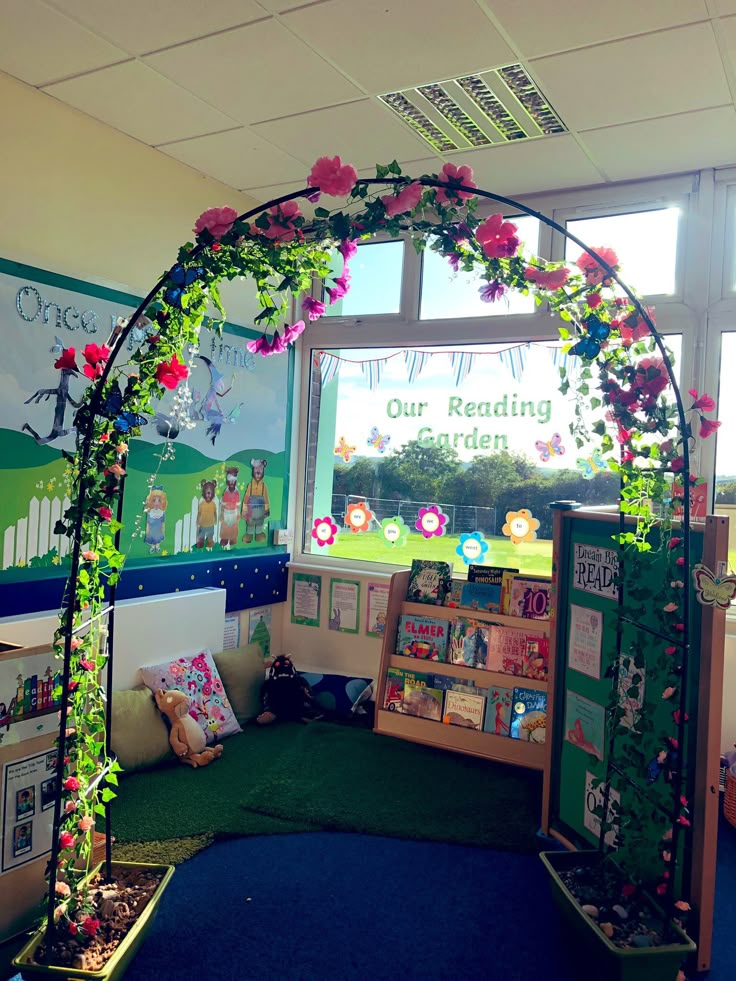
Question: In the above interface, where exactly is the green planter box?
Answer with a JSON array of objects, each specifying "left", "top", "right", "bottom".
[
  {"left": 13, "top": 861, "right": 174, "bottom": 981},
  {"left": 540, "top": 850, "right": 695, "bottom": 981}
]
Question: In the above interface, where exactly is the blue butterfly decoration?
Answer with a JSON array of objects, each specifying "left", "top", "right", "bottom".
[
  {"left": 569, "top": 315, "right": 611, "bottom": 359},
  {"left": 577, "top": 447, "right": 606, "bottom": 479},
  {"left": 367, "top": 426, "right": 390, "bottom": 453},
  {"left": 164, "top": 264, "right": 204, "bottom": 308},
  {"left": 100, "top": 382, "right": 148, "bottom": 434}
]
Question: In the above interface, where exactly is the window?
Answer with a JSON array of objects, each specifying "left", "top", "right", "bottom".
[
  {"left": 322, "top": 240, "right": 404, "bottom": 317},
  {"left": 564, "top": 208, "right": 681, "bottom": 296},
  {"left": 304, "top": 342, "right": 622, "bottom": 576},
  {"left": 714, "top": 332, "right": 736, "bottom": 574},
  {"left": 419, "top": 217, "right": 539, "bottom": 320}
]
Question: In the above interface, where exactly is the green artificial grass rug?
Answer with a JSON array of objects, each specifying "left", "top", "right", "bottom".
[
  {"left": 109, "top": 721, "right": 542, "bottom": 855},
  {"left": 240, "top": 722, "right": 542, "bottom": 853}
]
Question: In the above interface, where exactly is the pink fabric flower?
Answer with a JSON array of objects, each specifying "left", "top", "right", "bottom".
[
  {"left": 700, "top": 417, "right": 721, "bottom": 438},
  {"left": 668, "top": 537, "right": 682, "bottom": 549},
  {"left": 381, "top": 181, "right": 423, "bottom": 217},
  {"left": 663, "top": 602, "right": 678, "bottom": 613},
  {"left": 65, "top": 800, "right": 77, "bottom": 813},
  {"left": 688, "top": 389, "right": 716, "bottom": 412},
  {"left": 620, "top": 307, "right": 654, "bottom": 345},
  {"left": 194, "top": 206, "right": 238, "bottom": 240},
  {"left": 262, "top": 200, "right": 302, "bottom": 242},
  {"left": 303, "top": 297, "right": 326, "bottom": 321},
  {"left": 664, "top": 646, "right": 677, "bottom": 655},
  {"left": 307, "top": 156, "right": 357, "bottom": 197},
  {"left": 283, "top": 320, "right": 306, "bottom": 345},
  {"left": 338, "top": 239, "right": 358, "bottom": 260},
  {"left": 78, "top": 816, "right": 94, "bottom": 833},
  {"left": 79, "top": 659, "right": 96, "bottom": 671},
  {"left": 670, "top": 457, "right": 685, "bottom": 473},
  {"left": 476, "top": 214, "right": 520, "bottom": 259},
  {"left": 70, "top": 637, "right": 82, "bottom": 651},
  {"left": 63, "top": 776, "right": 80, "bottom": 792},
  {"left": 59, "top": 831, "right": 75, "bottom": 849},
  {"left": 81, "top": 550, "right": 99, "bottom": 562},
  {"left": 525, "top": 266, "right": 570, "bottom": 290},
  {"left": 55, "top": 881, "right": 71, "bottom": 897},
  {"left": 434, "top": 162, "right": 476, "bottom": 204},
  {"left": 575, "top": 246, "right": 619, "bottom": 285},
  {"left": 634, "top": 356, "right": 669, "bottom": 398},
  {"left": 98, "top": 506, "right": 113, "bottom": 522}
]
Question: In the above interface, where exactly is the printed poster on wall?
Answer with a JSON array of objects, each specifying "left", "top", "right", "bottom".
[
  {"left": 0, "top": 649, "right": 61, "bottom": 746},
  {"left": 0, "top": 260, "right": 291, "bottom": 585},
  {"left": 565, "top": 690, "right": 605, "bottom": 761},
  {"left": 567, "top": 604, "right": 603, "bottom": 679},
  {"left": 291, "top": 573, "right": 321, "bottom": 627},
  {"left": 328, "top": 579, "right": 360, "bottom": 634},
  {"left": 365, "top": 582, "right": 389, "bottom": 638},
  {"left": 583, "top": 770, "right": 620, "bottom": 848},
  {"left": 248, "top": 606, "right": 272, "bottom": 659},
  {"left": 573, "top": 543, "right": 619, "bottom": 600},
  {"left": 1, "top": 749, "right": 56, "bottom": 873}
]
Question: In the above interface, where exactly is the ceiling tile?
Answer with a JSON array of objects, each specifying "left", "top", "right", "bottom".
[
  {"left": 530, "top": 23, "right": 731, "bottom": 131},
  {"left": 0, "top": 0, "right": 127, "bottom": 86},
  {"left": 45, "top": 0, "right": 267, "bottom": 55},
  {"left": 713, "top": 0, "right": 736, "bottom": 13},
  {"left": 160, "top": 128, "right": 307, "bottom": 188},
  {"left": 453, "top": 136, "right": 605, "bottom": 197},
  {"left": 145, "top": 19, "right": 361, "bottom": 124},
  {"left": 581, "top": 106, "right": 736, "bottom": 181},
  {"left": 282, "top": 0, "right": 514, "bottom": 94},
  {"left": 719, "top": 15, "right": 736, "bottom": 61},
  {"left": 252, "top": 100, "right": 429, "bottom": 169},
  {"left": 44, "top": 62, "right": 239, "bottom": 145},
  {"left": 484, "top": 0, "right": 708, "bottom": 59}
]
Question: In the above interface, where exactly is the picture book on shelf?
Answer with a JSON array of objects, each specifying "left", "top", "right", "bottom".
[
  {"left": 468, "top": 565, "right": 518, "bottom": 584},
  {"left": 510, "top": 687, "right": 547, "bottom": 743},
  {"left": 395, "top": 614, "right": 449, "bottom": 661},
  {"left": 383, "top": 667, "right": 429, "bottom": 711},
  {"left": 486, "top": 625, "right": 527, "bottom": 674},
  {"left": 443, "top": 690, "right": 485, "bottom": 729},
  {"left": 483, "top": 686, "right": 513, "bottom": 738},
  {"left": 458, "top": 580, "right": 504, "bottom": 613},
  {"left": 506, "top": 575, "right": 552, "bottom": 620},
  {"left": 448, "top": 617, "right": 489, "bottom": 668},
  {"left": 406, "top": 559, "right": 453, "bottom": 606},
  {"left": 402, "top": 683, "right": 444, "bottom": 721},
  {"left": 430, "top": 674, "right": 477, "bottom": 695},
  {"left": 500, "top": 570, "right": 518, "bottom": 614},
  {"left": 521, "top": 635, "right": 549, "bottom": 681}
]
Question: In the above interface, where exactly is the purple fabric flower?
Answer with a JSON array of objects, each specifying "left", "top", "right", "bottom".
[
  {"left": 303, "top": 296, "right": 326, "bottom": 321},
  {"left": 338, "top": 239, "right": 358, "bottom": 261},
  {"left": 479, "top": 280, "right": 507, "bottom": 303},
  {"left": 447, "top": 253, "right": 461, "bottom": 272}
]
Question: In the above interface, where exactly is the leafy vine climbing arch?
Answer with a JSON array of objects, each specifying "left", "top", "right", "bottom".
[{"left": 45, "top": 156, "right": 721, "bottom": 950}]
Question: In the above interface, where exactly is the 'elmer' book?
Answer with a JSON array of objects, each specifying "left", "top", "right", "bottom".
[
  {"left": 396, "top": 614, "right": 449, "bottom": 661},
  {"left": 443, "top": 690, "right": 485, "bottom": 730},
  {"left": 483, "top": 686, "right": 513, "bottom": 737},
  {"left": 510, "top": 687, "right": 547, "bottom": 742},
  {"left": 406, "top": 559, "right": 453, "bottom": 606},
  {"left": 448, "top": 617, "right": 489, "bottom": 668}
]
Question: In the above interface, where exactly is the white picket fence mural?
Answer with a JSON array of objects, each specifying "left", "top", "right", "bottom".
[{"left": 3, "top": 495, "right": 71, "bottom": 569}]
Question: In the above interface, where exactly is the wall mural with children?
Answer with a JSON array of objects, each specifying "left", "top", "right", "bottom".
[{"left": 0, "top": 259, "right": 291, "bottom": 583}]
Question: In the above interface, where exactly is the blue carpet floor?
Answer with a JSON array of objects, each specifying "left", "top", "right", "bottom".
[{"left": 8, "top": 818, "right": 736, "bottom": 980}]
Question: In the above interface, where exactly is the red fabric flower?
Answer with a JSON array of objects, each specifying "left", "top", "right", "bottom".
[
  {"left": 63, "top": 776, "right": 80, "bottom": 792},
  {"left": 586, "top": 292, "right": 602, "bottom": 309},
  {"left": 699, "top": 417, "right": 721, "bottom": 438},
  {"left": 68, "top": 922, "right": 78, "bottom": 936},
  {"left": 81, "top": 916, "right": 100, "bottom": 938},
  {"left": 59, "top": 831, "right": 75, "bottom": 849},
  {"left": 98, "top": 506, "right": 113, "bottom": 522},
  {"left": 524, "top": 266, "right": 570, "bottom": 290},
  {"left": 79, "top": 659, "right": 96, "bottom": 671},
  {"left": 155, "top": 354, "right": 189, "bottom": 390},
  {"left": 688, "top": 388, "right": 716, "bottom": 412},
  {"left": 54, "top": 348, "right": 78, "bottom": 371},
  {"left": 476, "top": 214, "right": 520, "bottom": 259},
  {"left": 575, "top": 246, "right": 619, "bottom": 285},
  {"left": 82, "top": 343, "right": 110, "bottom": 366},
  {"left": 634, "top": 356, "right": 669, "bottom": 398}
]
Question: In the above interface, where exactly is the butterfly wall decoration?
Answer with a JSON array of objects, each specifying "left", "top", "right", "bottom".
[
  {"left": 367, "top": 426, "right": 390, "bottom": 453},
  {"left": 334, "top": 437, "right": 356, "bottom": 463},
  {"left": 692, "top": 563, "right": 736, "bottom": 610},
  {"left": 577, "top": 447, "right": 606, "bottom": 479},
  {"left": 569, "top": 315, "right": 611, "bottom": 359},
  {"left": 99, "top": 381, "right": 148, "bottom": 434},
  {"left": 535, "top": 432, "right": 565, "bottom": 462},
  {"left": 164, "top": 263, "right": 204, "bottom": 309}
]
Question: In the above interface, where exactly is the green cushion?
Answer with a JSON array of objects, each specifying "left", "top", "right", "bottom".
[
  {"left": 213, "top": 643, "right": 265, "bottom": 725},
  {"left": 111, "top": 686, "right": 172, "bottom": 772}
]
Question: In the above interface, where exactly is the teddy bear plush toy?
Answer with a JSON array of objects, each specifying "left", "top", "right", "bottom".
[
  {"left": 155, "top": 688, "right": 224, "bottom": 767},
  {"left": 257, "top": 655, "right": 322, "bottom": 725}
]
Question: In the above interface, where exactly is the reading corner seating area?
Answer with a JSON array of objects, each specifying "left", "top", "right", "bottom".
[{"left": 2, "top": 2, "right": 736, "bottom": 979}]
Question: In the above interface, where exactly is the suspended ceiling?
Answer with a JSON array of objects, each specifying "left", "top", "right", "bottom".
[{"left": 2, "top": 0, "right": 736, "bottom": 206}]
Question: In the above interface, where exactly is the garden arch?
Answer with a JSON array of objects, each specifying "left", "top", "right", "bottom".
[{"left": 44, "top": 158, "right": 719, "bottom": 953}]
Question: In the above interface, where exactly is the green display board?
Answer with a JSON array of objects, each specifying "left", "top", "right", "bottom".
[{"left": 549, "top": 509, "right": 705, "bottom": 890}]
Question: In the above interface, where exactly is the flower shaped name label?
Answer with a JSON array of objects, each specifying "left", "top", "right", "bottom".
[
  {"left": 345, "top": 502, "right": 373, "bottom": 533},
  {"left": 502, "top": 508, "right": 540, "bottom": 545},
  {"left": 456, "top": 531, "right": 489, "bottom": 565},
  {"left": 416, "top": 505, "right": 448, "bottom": 539},
  {"left": 311, "top": 516, "right": 338, "bottom": 547},
  {"left": 381, "top": 515, "right": 408, "bottom": 548}
]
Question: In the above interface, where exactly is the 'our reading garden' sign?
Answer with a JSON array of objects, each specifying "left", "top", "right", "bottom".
[{"left": 573, "top": 543, "right": 619, "bottom": 600}]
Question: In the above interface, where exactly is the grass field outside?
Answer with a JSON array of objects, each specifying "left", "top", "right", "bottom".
[{"left": 325, "top": 530, "right": 553, "bottom": 575}]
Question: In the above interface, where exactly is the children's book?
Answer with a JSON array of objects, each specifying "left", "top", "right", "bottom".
[
  {"left": 395, "top": 614, "right": 449, "bottom": 661},
  {"left": 500, "top": 570, "right": 518, "bottom": 614},
  {"left": 383, "top": 667, "right": 429, "bottom": 711},
  {"left": 446, "top": 578, "right": 465, "bottom": 607},
  {"left": 521, "top": 635, "right": 550, "bottom": 681},
  {"left": 430, "top": 674, "right": 477, "bottom": 695},
  {"left": 468, "top": 565, "right": 518, "bottom": 584},
  {"left": 402, "top": 683, "right": 444, "bottom": 721},
  {"left": 486, "top": 625, "right": 527, "bottom": 674},
  {"left": 406, "top": 559, "right": 453, "bottom": 606},
  {"left": 510, "top": 687, "right": 547, "bottom": 743},
  {"left": 483, "top": 686, "right": 513, "bottom": 738},
  {"left": 506, "top": 575, "right": 552, "bottom": 620},
  {"left": 443, "top": 690, "right": 486, "bottom": 730},
  {"left": 448, "top": 617, "right": 489, "bottom": 668},
  {"left": 458, "top": 580, "right": 503, "bottom": 613}
]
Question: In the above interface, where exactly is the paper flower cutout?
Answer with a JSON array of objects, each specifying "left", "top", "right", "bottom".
[
  {"left": 380, "top": 515, "right": 409, "bottom": 548},
  {"left": 416, "top": 505, "right": 448, "bottom": 539},
  {"left": 456, "top": 532, "right": 489, "bottom": 565},
  {"left": 345, "top": 501, "right": 374, "bottom": 533},
  {"left": 334, "top": 437, "right": 356, "bottom": 463},
  {"left": 311, "top": 516, "right": 338, "bottom": 547},
  {"left": 502, "top": 508, "right": 540, "bottom": 545}
]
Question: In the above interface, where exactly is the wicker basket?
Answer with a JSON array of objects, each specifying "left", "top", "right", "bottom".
[{"left": 725, "top": 768, "right": 736, "bottom": 830}]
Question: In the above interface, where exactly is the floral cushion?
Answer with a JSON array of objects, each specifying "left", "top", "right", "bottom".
[{"left": 140, "top": 650, "right": 242, "bottom": 745}]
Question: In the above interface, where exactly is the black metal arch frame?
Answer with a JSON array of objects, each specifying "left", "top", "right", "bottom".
[{"left": 45, "top": 177, "right": 692, "bottom": 950}]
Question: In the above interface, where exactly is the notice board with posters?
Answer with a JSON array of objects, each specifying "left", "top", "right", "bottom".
[{"left": 541, "top": 506, "right": 728, "bottom": 973}]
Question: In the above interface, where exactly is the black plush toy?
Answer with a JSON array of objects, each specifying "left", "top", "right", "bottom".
[{"left": 257, "top": 655, "right": 321, "bottom": 725}]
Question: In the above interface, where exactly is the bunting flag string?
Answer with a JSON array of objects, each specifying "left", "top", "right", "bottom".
[
  {"left": 403, "top": 349, "right": 431, "bottom": 384},
  {"left": 449, "top": 351, "right": 476, "bottom": 387},
  {"left": 361, "top": 358, "right": 387, "bottom": 391},
  {"left": 551, "top": 346, "right": 571, "bottom": 376},
  {"left": 318, "top": 351, "right": 340, "bottom": 387},
  {"left": 498, "top": 343, "right": 529, "bottom": 383}
]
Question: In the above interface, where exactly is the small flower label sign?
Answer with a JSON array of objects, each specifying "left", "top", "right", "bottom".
[{"left": 573, "top": 543, "right": 619, "bottom": 600}]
